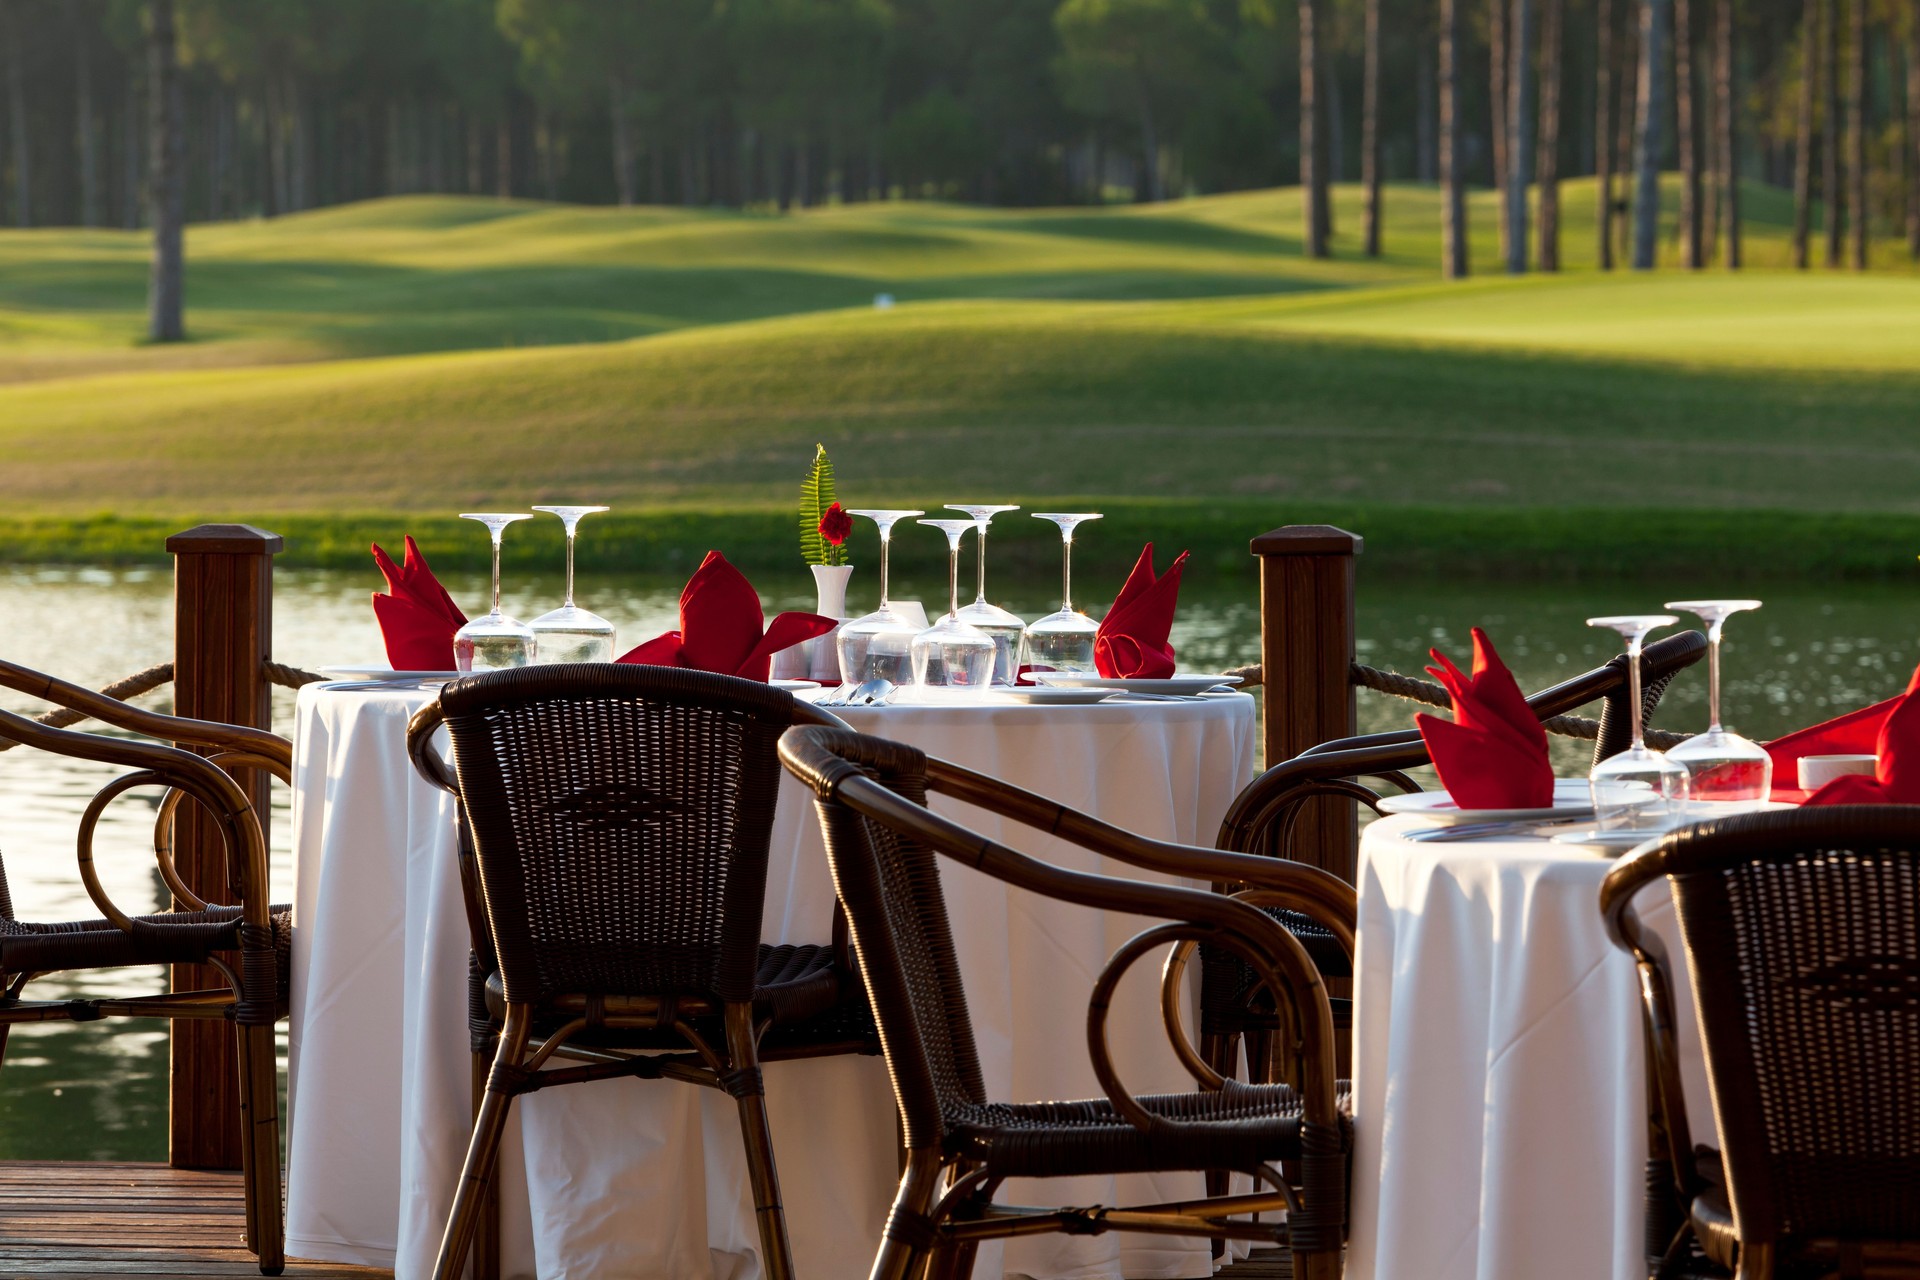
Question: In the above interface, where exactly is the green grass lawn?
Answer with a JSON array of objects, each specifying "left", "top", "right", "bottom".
[{"left": 4, "top": 179, "right": 1919, "bottom": 578}]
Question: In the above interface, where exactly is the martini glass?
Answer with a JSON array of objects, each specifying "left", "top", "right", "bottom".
[
  {"left": 1586, "top": 614, "right": 1691, "bottom": 831},
  {"left": 529, "top": 505, "right": 616, "bottom": 663},
  {"left": 1663, "top": 599, "right": 1772, "bottom": 803},
  {"left": 911, "top": 520, "right": 998, "bottom": 690},
  {"left": 945, "top": 503, "right": 1024, "bottom": 685},
  {"left": 836, "top": 509, "right": 924, "bottom": 684},
  {"left": 1024, "top": 513, "right": 1103, "bottom": 673},
  {"left": 454, "top": 513, "right": 537, "bottom": 671}
]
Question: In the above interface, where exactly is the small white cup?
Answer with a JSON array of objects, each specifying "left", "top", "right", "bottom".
[{"left": 1797, "top": 754, "right": 1878, "bottom": 790}]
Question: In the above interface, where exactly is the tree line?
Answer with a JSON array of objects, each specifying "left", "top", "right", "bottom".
[{"left": 6, "top": 0, "right": 1920, "bottom": 338}]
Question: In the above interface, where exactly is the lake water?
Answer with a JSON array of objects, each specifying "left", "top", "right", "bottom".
[{"left": 1, "top": 563, "right": 1914, "bottom": 1159}]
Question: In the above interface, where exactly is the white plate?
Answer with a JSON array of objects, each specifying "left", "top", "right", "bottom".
[
  {"left": 319, "top": 664, "right": 464, "bottom": 683},
  {"left": 1377, "top": 778, "right": 1595, "bottom": 825},
  {"left": 770, "top": 679, "right": 820, "bottom": 692},
  {"left": 1549, "top": 827, "right": 1676, "bottom": 854},
  {"left": 1027, "top": 673, "right": 1245, "bottom": 696},
  {"left": 992, "top": 686, "right": 1123, "bottom": 705}
]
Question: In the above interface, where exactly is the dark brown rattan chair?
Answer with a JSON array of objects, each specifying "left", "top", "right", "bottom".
[
  {"left": 404, "top": 664, "right": 876, "bottom": 1280},
  {"left": 1602, "top": 807, "right": 1920, "bottom": 1280},
  {"left": 778, "top": 723, "right": 1356, "bottom": 1280},
  {"left": 1202, "top": 628, "right": 1709, "bottom": 1090},
  {"left": 0, "top": 659, "right": 291, "bottom": 1275}
]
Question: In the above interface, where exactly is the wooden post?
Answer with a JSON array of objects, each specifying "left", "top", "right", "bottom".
[
  {"left": 166, "top": 523, "right": 282, "bottom": 1170},
  {"left": 1252, "top": 525, "right": 1363, "bottom": 880}
]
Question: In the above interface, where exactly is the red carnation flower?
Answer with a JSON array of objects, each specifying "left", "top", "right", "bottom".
[{"left": 818, "top": 502, "right": 852, "bottom": 547}]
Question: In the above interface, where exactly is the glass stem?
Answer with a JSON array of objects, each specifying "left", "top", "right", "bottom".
[
  {"left": 948, "top": 541, "right": 961, "bottom": 618},
  {"left": 878, "top": 533, "right": 891, "bottom": 608},
  {"left": 974, "top": 527, "right": 988, "bottom": 604},
  {"left": 490, "top": 534, "right": 503, "bottom": 616},
  {"left": 1061, "top": 536, "right": 1073, "bottom": 612},
  {"left": 563, "top": 527, "right": 577, "bottom": 608},
  {"left": 1706, "top": 623, "right": 1724, "bottom": 733},
  {"left": 1627, "top": 635, "right": 1646, "bottom": 751}
]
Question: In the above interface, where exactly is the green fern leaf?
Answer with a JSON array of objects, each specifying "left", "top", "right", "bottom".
[{"left": 798, "top": 444, "right": 840, "bottom": 566}]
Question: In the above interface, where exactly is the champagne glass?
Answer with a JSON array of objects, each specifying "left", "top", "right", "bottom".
[
  {"left": 1586, "top": 614, "right": 1691, "bottom": 831},
  {"left": 910, "top": 520, "right": 998, "bottom": 690},
  {"left": 1663, "top": 599, "right": 1772, "bottom": 803},
  {"left": 454, "top": 513, "right": 537, "bottom": 671},
  {"left": 1024, "top": 513, "right": 1103, "bottom": 673},
  {"left": 529, "top": 505, "right": 616, "bottom": 663},
  {"left": 836, "top": 509, "right": 924, "bottom": 684},
  {"left": 945, "top": 503, "right": 1024, "bottom": 686}
]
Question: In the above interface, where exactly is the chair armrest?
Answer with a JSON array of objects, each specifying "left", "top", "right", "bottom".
[{"left": 0, "top": 657, "right": 291, "bottom": 770}]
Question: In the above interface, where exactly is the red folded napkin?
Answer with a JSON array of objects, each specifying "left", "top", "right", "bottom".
[
  {"left": 618, "top": 551, "right": 836, "bottom": 682},
  {"left": 371, "top": 536, "right": 468, "bottom": 671},
  {"left": 1414, "top": 628, "right": 1554, "bottom": 810},
  {"left": 1095, "top": 544, "right": 1189, "bottom": 679},
  {"left": 1776, "top": 660, "right": 1920, "bottom": 805}
]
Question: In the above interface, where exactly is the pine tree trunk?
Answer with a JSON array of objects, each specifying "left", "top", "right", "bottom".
[
  {"left": 1675, "top": 0, "right": 1702, "bottom": 265},
  {"left": 1793, "top": 0, "right": 1819, "bottom": 267},
  {"left": 1718, "top": 0, "right": 1741, "bottom": 266},
  {"left": 466, "top": 116, "right": 482, "bottom": 193},
  {"left": 6, "top": 3, "right": 29, "bottom": 227},
  {"left": 1417, "top": 48, "right": 1437, "bottom": 181},
  {"left": 1363, "top": 0, "right": 1382, "bottom": 254},
  {"left": 1908, "top": 5, "right": 1919, "bottom": 257},
  {"left": 1538, "top": 0, "right": 1564, "bottom": 269},
  {"left": 609, "top": 74, "right": 636, "bottom": 206},
  {"left": 147, "top": 0, "right": 184, "bottom": 341},
  {"left": 1138, "top": 83, "right": 1163, "bottom": 201},
  {"left": 1441, "top": 0, "right": 1469, "bottom": 275},
  {"left": 1597, "top": 0, "right": 1616, "bottom": 268},
  {"left": 1825, "top": 0, "right": 1842, "bottom": 264},
  {"left": 75, "top": 3, "right": 102, "bottom": 228},
  {"left": 1847, "top": 0, "right": 1866, "bottom": 268},
  {"left": 1617, "top": 10, "right": 1640, "bottom": 263},
  {"left": 1327, "top": 46, "right": 1347, "bottom": 186},
  {"left": 1490, "top": 0, "right": 1510, "bottom": 259},
  {"left": 1300, "top": 0, "right": 1329, "bottom": 255},
  {"left": 496, "top": 115, "right": 512, "bottom": 197},
  {"left": 1631, "top": 0, "right": 1668, "bottom": 267},
  {"left": 290, "top": 77, "right": 310, "bottom": 211},
  {"left": 1507, "top": 0, "right": 1534, "bottom": 272},
  {"left": 122, "top": 68, "right": 140, "bottom": 228}
]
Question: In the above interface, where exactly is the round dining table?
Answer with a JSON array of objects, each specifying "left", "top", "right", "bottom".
[
  {"left": 282, "top": 680, "right": 1258, "bottom": 1280},
  {"left": 1344, "top": 813, "right": 1719, "bottom": 1280}
]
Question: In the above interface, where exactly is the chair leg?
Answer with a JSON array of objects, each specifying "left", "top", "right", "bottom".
[
  {"left": 1733, "top": 1242, "right": 1775, "bottom": 1280},
  {"left": 1293, "top": 1246, "right": 1344, "bottom": 1280},
  {"left": 1202, "top": 1032, "right": 1236, "bottom": 1218},
  {"left": 470, "top": 1047, "right": 502, "bottom": 1280},
  {"left": 870, "top": 1148, "right": 946, "bottom": 1280},
  {"left": 724, "top": 1004, "right": 796, "bottom": 1280},
  {"left": 237, "top": 1021, "right": 286, "bottom": 1275},
  {"left": 434, "top": 1007, "right": 531, "bottom": 1280}
]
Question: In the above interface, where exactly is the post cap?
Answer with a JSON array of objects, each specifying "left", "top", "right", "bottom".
[
  {"left": 164, "top": 524, "right": 286, "bottom": 555},
  {"left": 1249, "top": 524, "right": 1363, "bottom": 556}
]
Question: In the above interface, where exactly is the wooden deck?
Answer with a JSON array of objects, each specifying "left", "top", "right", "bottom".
[{"left": 0, "top": 1161, "right": 1291, "bottom": 1278}]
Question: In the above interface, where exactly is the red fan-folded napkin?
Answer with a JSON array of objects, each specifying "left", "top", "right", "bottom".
[
  {"left": 1778, "top": 660, "right": 1920, "bottom": 805},
  {"left": 1414, "top": 628, "right": 1554, "bottom": 810},
  {"left": 1095, "top": 544, "right": 1189, "bottom": 679},
  {"left": 617, "top": 551, "right": 836, "bottom": 682},
  {"left": 371, "top": 536, "right": 468, "bottom": 671}
]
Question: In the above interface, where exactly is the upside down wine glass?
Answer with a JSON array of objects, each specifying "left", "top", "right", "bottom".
[
  {"left": 529, "top": 505, "right": 616, "bottom": 663},
  {"left": 1024, "top": 513, "right": 1103, "bottom": 673},
  {"left": 910, "top": 520, "right": 998, "bottom": 690},
  {"left": 1586, "top": 614, "right": 1692, "bottom": 831},
  {"left": 1663, "top": 599, "right": 1772, "bottom": 803},
  {"left": 945, "top": 503, "right": 1025, "bottom": 686},
  {"left": 454, "top": 513, "right": 537, "bottom": 671},
  {"left": 836, "top": 509, "right": 925, "bottom": 684}
]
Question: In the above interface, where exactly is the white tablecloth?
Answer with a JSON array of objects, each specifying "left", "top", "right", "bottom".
[
  {"left": 1345, "top": 816, "right": 1716, "bottom": 1280},
  {"left": 283, "top": 683, "right": 1257, "bottom": 1280}
]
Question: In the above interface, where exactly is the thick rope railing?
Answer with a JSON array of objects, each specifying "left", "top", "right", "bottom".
[
  {"left": 0, "top": 660, "right": 329, "bottom": 750},
  {"left": 1222, "top": 661, "right": 1690, "bottom": 750}
]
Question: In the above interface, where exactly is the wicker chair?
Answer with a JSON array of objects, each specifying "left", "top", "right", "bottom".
[
  {"left": 1201, "top": 627, "right": 1709, "bottom": 1089},
  {"left": 778, "top": 723, "right": 1356, "bottom": 1280},
  {"left": 404, "top": 664, "right": 876, "bottom": 1280},
  {"left": 0, "top": 659, "right": 291, "bottom": 1275},
  {"left": 1601, "top": 807, "right": 1920, "bottom": 1280}
]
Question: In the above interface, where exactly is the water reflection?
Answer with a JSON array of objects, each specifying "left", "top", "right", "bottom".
[{"left": 0, "top": 565, "right": 1913, "bottom": 1158}]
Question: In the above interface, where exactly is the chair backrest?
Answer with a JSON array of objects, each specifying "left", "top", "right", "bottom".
[
  {"left": 434, "top": 665, "right": 811, "bottom": 1007},
  {"left": 778, "top": 727, "right": 987, "bottom": 1150},
  {"left": 1612, "top": 807, "right": 1920, "bottom": 1248},
  {"left": 1218, "top": 628, "right": 1709, "bottom": 858}
]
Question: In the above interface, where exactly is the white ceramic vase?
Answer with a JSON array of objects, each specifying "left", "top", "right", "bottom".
[{"left": 809, "top": 563, "right": 854, "bottom": 682}]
